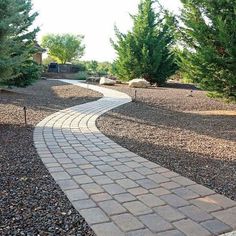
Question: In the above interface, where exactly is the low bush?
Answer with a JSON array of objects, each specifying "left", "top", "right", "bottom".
[
  {"left": 74, "top": 71, "right": 88, "bottom": 80},
  {"left": 5, "top": 60, "right": 42, "bottom": 87}
]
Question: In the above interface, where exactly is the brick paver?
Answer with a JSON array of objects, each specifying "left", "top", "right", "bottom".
[{"left": 34, "top": 80, "right": 236, "bottom": 236}]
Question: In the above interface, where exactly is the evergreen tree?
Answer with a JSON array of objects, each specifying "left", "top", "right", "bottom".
[
  {"left": 0, "top": 0, "right": 40, "bottom": 87},
  {"left": 178, "top": 0, "right": 236, "bottom": 98},
  {"left": 112, "top": 0, "right": 177, "bottom": 85},
  {"left": 0, "top": 0, "right": 17, "bottom": 82}
]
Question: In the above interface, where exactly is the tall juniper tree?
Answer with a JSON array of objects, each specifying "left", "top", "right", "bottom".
[
  {"left": 112, "top": 0, "right": 177, "bottom": 85},
  {"left": 0, "top": 0, "right": 40, "bottom": 87},
  {"left": 178, "top": 0, "right": 236, "bottom": 98}
]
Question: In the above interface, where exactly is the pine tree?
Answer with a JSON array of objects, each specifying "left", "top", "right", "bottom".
[
  {"left": 178, "top": 0, "right": 236, "bottom": 98},
  {"left": 112, "top": 0, "right": 177, "bottom": 85},
  {"left": 0, "top": 0, "right": 17, "bottom": 82},
  {"left": 0, "top": 0, "right": 40, "bottom": 87}
]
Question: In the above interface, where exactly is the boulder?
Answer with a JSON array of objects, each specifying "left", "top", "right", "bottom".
[
  {"left": 129, "top": 78, "right": 150, "bottom": 88},
  {"left": 99, "top": 77, "right": 116, "bottom": 85}
]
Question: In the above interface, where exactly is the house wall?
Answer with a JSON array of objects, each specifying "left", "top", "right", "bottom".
[{"left": 33, "top": 53, "right": 43, "bottom": 64}]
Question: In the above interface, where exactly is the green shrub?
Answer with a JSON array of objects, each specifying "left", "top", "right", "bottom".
[
  {"left": 5, "top": 60, "right": 42, "bottom": 87},
  {"left": 74, "top": 71, "right": 88, "bottom": 80},
  {"left": 112, "top": 0, "right": 178, "bottom": 85}
]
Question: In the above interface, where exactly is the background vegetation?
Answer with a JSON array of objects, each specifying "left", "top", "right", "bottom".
[
  {"left": 0, "top": 0, "right": 235, "bottom": 99},
  {"left": 41, "top": 34, "right": 85, "bottom": 64}
]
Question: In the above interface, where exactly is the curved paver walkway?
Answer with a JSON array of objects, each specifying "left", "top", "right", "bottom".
[{"left": 34, "top": 79, "right": 236, "bottom": 236}]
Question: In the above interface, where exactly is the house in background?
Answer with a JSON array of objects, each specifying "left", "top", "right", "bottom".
[{"left": 33, "top": 43, "right": 46, "bottom": 64}]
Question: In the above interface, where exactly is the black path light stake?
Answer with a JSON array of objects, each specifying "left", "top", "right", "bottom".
[
  {"left": 133, "top": 89, "right": 137, "bottom": 102},
  {"left": 188, "top": 90, "right": 193, "bottom": 97},
  {"left": 23, "top": 106, "right": 27, "bottom": 125}
]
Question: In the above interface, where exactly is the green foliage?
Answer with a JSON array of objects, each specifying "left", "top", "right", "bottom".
[
  {"left": 0, "top": 0, "right": 40, "bottom": 87},
  {"left": 112, "top": 0, "right": 178, "bottom": 85},
  {"left": 177, "top": 0, "right": 236, "bottom": 98},
  {"left": 74, "top": 71, "right": 88, "bottom": 80},
  {"left": 71, "top": 63, "right": 87, "bottom": 72},
  {"left": 43, "top": 56, "right": 55, "bottom": 65},
  {"left": 5, "top": 60, "right": 42, "bottom": 87},
  {"left": 207, "top": 91, "right": 236, "bottom": 103},
  {"left": 41, "top": 34, "right": 85, "bottom": 64},
  {"left": 86, "top": 60, "right": 98, "bottom": 74},
  {"left": 71, "top": 60, "right": 87, "bottom": 72},
  {"left": 97, "top": 62, "right": 112, "bottom": 76},
  {"left": 81, "top": 61, "right": 112, "bottom": 76}
]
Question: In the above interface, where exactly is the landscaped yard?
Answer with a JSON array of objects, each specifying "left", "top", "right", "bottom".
[
  {"left": 97, "top": 82, "right": 236, "bottom": 200},
  {"left": 0, "top": 80, "right": 101, "bottom": 235},
  {"left": 1, "top": 0, "right": 236, "bottom": 234},
  {"left": 1, "top": 78, "right": 235, "bottom": 235}
]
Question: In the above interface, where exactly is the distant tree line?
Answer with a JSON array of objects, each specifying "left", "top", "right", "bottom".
[{"left": 74, "top": 61, "right": 113, "bottom": 77}]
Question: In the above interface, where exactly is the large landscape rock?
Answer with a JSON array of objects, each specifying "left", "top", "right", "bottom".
[
  {"left": 128, "top": 78, "right": 150, "bottom": 88},
  {"left": 99, "top": 77, "right": 116, "bottom": 85}
]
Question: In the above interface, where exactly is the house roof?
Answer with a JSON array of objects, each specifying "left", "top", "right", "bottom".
[{"left": 34, "top": 42, "right": 46, "bottom": 53}]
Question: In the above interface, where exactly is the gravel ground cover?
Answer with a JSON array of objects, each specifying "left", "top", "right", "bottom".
[
  {"left": 97, "top": 83, "right": 236, "bottom": 200},
  {"left": 0, "top": 79, "right": 102, "bottom": 235}
]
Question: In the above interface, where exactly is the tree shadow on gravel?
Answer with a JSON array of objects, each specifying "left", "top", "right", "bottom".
[
  {"left": 163, "top": 82, "right": 200, "bottom": 90},
  {"left": 103, "top": 132, "right": 236, "bottom": 200},
  {"left": 109, "top": 101, "right": 236, "bottom": 142},
  {"left": 0, "top": 123, "right": 94, "bottom": 235}
]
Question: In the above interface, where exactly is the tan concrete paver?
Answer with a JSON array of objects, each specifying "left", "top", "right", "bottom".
[
  {"left": 125, "top": 229, "right": 155, "bottom": 236},
  {"left": 150, "top": 187, "right": 171, "bottom": 196},
  {"left": 114, "top": 193, "right": 136, "bottom": 203},
  {"left": 92, "top": 222, "right": 124, "bottom": 236},
  {"left": 174, "top": 219, "right": 211, "bottom": 236},
  {"left": 171, "top": 187, "right": 200, "bottom": 200},
  {"left": 80, "top": 207, "right": 109, "bottom": 225},
  {"left": 154, "top": 205, "right": 185, "bottom": 222},
  {"left": 34, "top": 80, "right": 236, "bottom": 236},
  {"left": 103, "top": 183, "right": 126, "bottom": 195},
  {"left": 201, "top": 219, "right": 232, "bottom": 235},
  {"left": 112, "top": 213, "right": 144, "bottom": 232},
  {"left": 81, "top": 183, "right": 104, "bottom": 195},
  {"left": 73, "top": 175, "right": 93, "bottom": 184},
  {"left": 139, "top": 213, "right": 173, "bottom": 233},
  {"left": 116, "top": 179, "right": 139, "bottom": 189},
  {"left": 137, "top": 194, "right": 165, "bottom": 207},
  {"left": 91, "top": 192, "right": 112, "bottom": 202},
  {"left": 72, "top": 199, "right": 96, "bottom": 210},
  {"left": 92, "top": 175, "right": 113, "bottom": 185},
  {"left": 123, "top": 201, "right": 153, "bottom": 216},
  {"left": 178, "top": 205, "right": 213, "bottom": 222},
  {"left": 212, "top": 207, "right": 236, "bottom": 229},
  {"left": 98, "top": 200, "right": 127, "bottom": 216},
  {"left": 160, "top": 194, "right": 190, "bottom": 208}
]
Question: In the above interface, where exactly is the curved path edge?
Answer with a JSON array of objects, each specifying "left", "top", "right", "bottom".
[{"left": 34, "top": 79, "right": 236, "bottom": 236}]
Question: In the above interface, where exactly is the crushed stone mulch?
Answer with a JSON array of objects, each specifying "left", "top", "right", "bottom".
[
  {"left": 0, "top": 79, "right": 102, "bottom": 236},
  {"left": 97, "top": 83, "right": 236, "bottom": 200}
]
